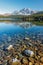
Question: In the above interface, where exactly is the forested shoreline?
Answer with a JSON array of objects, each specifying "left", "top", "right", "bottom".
[{"left": 0, "top": 14, "right": 43, "bottom": 25}]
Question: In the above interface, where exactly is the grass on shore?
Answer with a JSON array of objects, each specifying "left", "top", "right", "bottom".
[{"left": 31, "top": 21, "right": 43, "bottom": 25}]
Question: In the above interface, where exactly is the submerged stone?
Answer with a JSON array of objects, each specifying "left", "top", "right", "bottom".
[
  {"left": 22, "top": 50, "right": 34, "bottom": 57},
  {"left": 7, "top": 45, "right": 13, "bottom": 51},
  {"left": 12, "top": 58, "right": 21, "bottom": 65}
]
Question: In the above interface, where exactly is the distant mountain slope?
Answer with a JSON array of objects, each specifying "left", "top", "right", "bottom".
[
  {"left": 32, "top": 11, "right": 43, "bottom": 16},
  {"left": 35, "top": 11, "right": 43, "bottom": 14}
]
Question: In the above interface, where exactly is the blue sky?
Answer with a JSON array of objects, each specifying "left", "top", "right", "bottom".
[{"left": 0, "top": 0, "right": 43, "bottom": 14}]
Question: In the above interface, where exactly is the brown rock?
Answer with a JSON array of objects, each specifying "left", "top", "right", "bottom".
[
  {"left": 29, "top": 62, "right": 33, "bottom": 65},
  {"left": 40, "top": 63, "right": 43, "bottom": 65},
  {"left": 12, "top": 61, "right": 21, "bottom": 65},
  {"left": 34, "top": 60, "right": 40, "bottom": 64},
  {"left": 35, "top": 55, "right": 39, "bottom": 60},
  {"left": 29, "top": 57, "right": 34, "bottom": 64},
  {"left": 22, "top": 58, "right": 28, "bottom": 65},
  {"left": 40, "top": 57, "right": 43, "bottom": 63},
  {"left": 35, "top": 63, "right": 39, "bottom": 65},
  {"left": 38, "top": 52, "right": 43, "bottom": 57}
]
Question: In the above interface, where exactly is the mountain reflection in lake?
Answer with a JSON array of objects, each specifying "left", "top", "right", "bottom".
[{"left": 0, "top": 22, "right": 43, "bottom": 46}]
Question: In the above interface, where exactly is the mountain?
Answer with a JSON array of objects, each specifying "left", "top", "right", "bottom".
[
  {"left": 19, "top": 8, "right": 36, "bottom": 15},
  {"left": 12, "top": 8, "right": 37, "bottom": 15}
]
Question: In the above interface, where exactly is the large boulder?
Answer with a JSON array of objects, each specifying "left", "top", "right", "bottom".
[{"left": 22, "top": 50, "right": 34, "bottom": 57}]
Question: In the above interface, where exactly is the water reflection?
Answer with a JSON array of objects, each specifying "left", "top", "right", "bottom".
[{"left": 0, "top": 21, "right": 43, "bottom": 45}]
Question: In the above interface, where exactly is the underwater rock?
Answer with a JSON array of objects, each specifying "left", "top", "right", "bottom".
[
  {"left": 12, "top": 58, "right": 21, "bottom": 65},
  {"left": 0, "top": 61, "right": 3, "bottom": 65},
  {"left": 29, "top": 62, "right": 33, "bottom": 65},
  {"left": 22, "top": 50, "right": 34, "bottom": 57},
  {"left": 35, "top": 63, "right": 39, "bottom": 65},
  {"left": 7, "top": 45, "right": 13, "bottom": 51},
  {"left": 22, "top": 57, "right": 28, "bottom": 65},
  {"left": 29, "top": 57, "right": 34, "bottom": 64},
  {"left": 40, "top": 63, "right": 43, "bottom": 65},
  {"left": 40, "top": 57, "right": 43, "bottom": 63}
]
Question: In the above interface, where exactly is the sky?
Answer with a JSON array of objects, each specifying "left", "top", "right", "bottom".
[{"left": 0, "top": 0, "right": 43, "bottom": 14}]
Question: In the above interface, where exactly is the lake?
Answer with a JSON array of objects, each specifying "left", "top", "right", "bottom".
[{"left": 0, "top": 22, "right": 43, "bottom": 45}]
